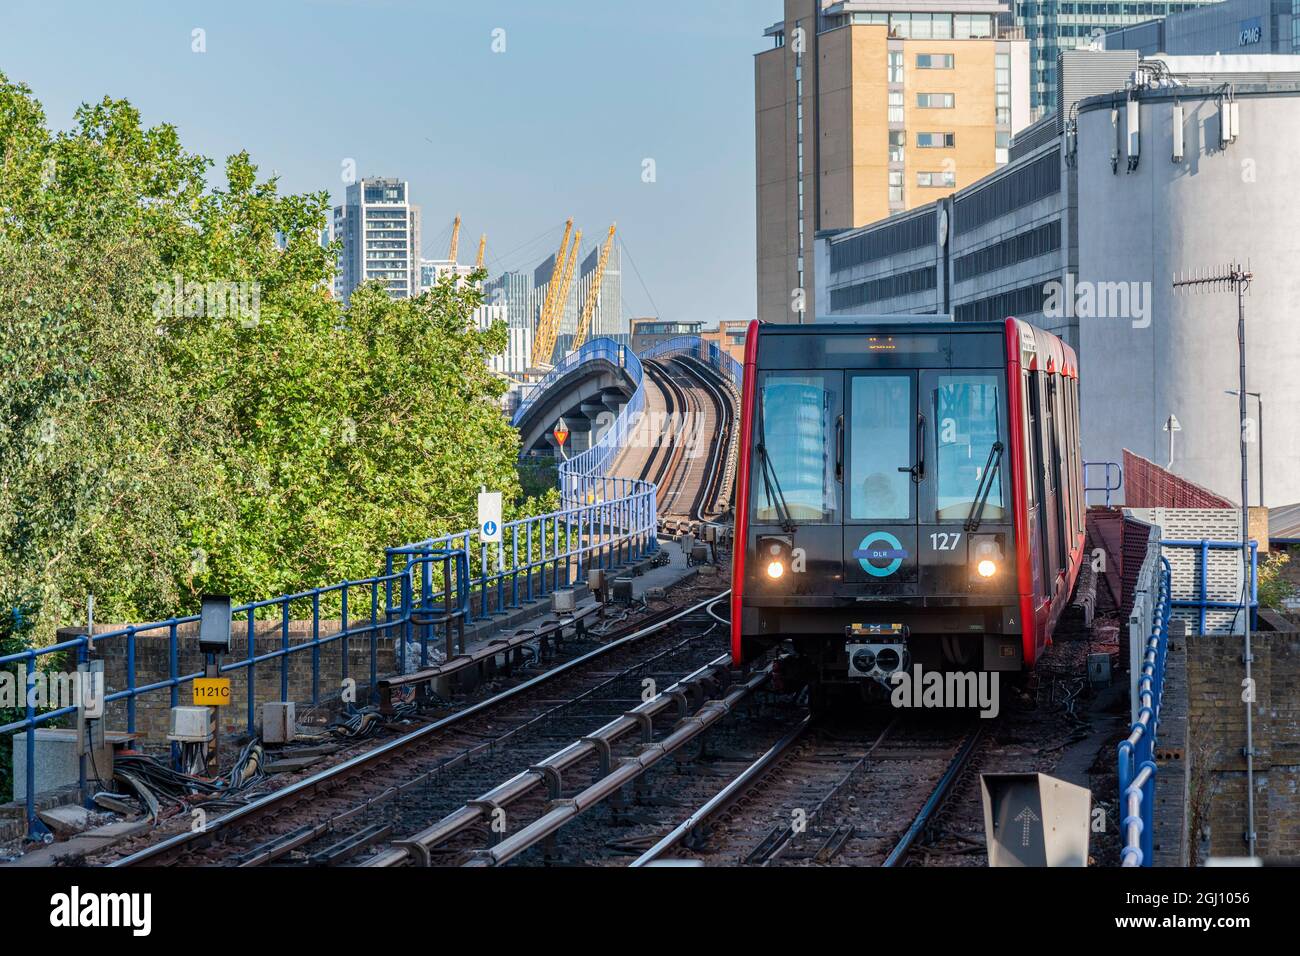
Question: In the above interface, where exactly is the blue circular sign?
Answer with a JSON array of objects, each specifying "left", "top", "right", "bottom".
[
  {"left": 483, "top": 520, "right": 498, "bottom": 536},
  {"left": 853, "top": 531, "right": 908, "bottom": 578}
]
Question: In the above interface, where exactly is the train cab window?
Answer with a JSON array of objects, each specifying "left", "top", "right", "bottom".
[
  {"left": 848, "top": 375, "right": 913, "bottom": 520},
  {"left": 755, "top": 373, "right": 840, "bottom": 523},
  {"left": 929, "top": 373, "right": 1005, "bottom": 521}
]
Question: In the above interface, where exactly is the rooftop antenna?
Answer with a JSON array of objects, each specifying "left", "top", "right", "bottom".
[{"left": 1172, "top": 261, "right": 1257, "bottom": 859}]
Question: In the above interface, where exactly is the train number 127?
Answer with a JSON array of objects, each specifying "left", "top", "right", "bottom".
[{"left": 930, "top": 532, "right": 962, "bottom": 551}]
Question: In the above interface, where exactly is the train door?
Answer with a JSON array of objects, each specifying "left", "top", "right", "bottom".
[
  {"left": 841, "top": 371, "right": 919, "bottom": 597},
  {"left": 918, "top": 369, "right": 1010, "bottom": 599}
]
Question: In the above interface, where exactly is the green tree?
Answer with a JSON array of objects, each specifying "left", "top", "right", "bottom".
[{"left": 0, "top": 69, "right": 549, "bottom": 644}]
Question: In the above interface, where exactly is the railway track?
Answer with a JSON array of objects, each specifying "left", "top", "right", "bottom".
[
  {"left": 637, "top": 358, "right": 734, "bottom": 535},
  {"left": 362, "top": 651, "right": 781, "bottom": 867},
  {"left": 100, "top": 589, "right": 732, "bottom": 867},
  {"left": 630, "top": 713, "right": 985, "bottom": 867}
]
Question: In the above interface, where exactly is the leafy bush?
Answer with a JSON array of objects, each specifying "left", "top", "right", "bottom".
[{"left": 1257, "top": 549, "right": 1296, "bottom": 613}]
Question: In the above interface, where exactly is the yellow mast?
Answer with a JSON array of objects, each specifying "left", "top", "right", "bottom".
[
  {"left": 448, "top": 214, "right": 461, "bottom": 262},
  {"left": 573, "top": 223, "right": 617, "bottom": 350},
  {"left": 541, "top": 229, "right": 582, "bottom": 365},
  {"left": 532, "top": 219, "right": 575, "bottom": 369}
]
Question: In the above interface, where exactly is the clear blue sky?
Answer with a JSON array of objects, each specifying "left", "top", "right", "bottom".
[{"left": 0, "top": 0, "right": 777, "bottom": 324}]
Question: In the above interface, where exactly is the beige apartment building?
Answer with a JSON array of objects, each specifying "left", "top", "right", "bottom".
[{"left": 756, "top": 1, "right": 1031, "bottom": 323}]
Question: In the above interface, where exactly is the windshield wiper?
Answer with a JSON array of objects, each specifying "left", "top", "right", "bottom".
[
  {"left": 963, "top": 441, "right": 1004, "bottom": 533},
  {"left": 756, "top": 404, "right": 797, "bottom": 533}
]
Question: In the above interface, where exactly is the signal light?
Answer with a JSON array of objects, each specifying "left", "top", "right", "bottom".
[
  {"left": 977, "top": 559, "right": 997, "bottom": 578},
  {"left": 766, "top": 560, "right": 785, "bottom": 580}
]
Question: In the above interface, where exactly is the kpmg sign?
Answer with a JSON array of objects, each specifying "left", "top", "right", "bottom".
[{"left": 1239, "top": 17, "right": 1262, "bottom": 46}]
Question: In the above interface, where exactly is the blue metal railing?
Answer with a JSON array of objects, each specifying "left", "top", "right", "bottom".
[
  {"left": 511, "top": 337, "right": 643, "bottom": 429},
  {"left": 1085, "top": 460, "right": 1123, "bottom": 507},
  {"left": 1161, "top": 538, "right": 1258, "bottom": 634},
  {"left": 395, "top": 337, "right": 658, "bottom": 630},
  {"left": 1119, "top": 548, "right": 1172, "bottom": 867},
  {"left": 1, "top": 549, "right": 468, "bottom": 839},
  {"left": 386, "top": 477, "right": 657, "bottom": 631},
  {"left": 560, "top": 376, "right": 645, "bottom": 505},
  {"left": 638, "top": 335, "right": 744, "bottom": 392}
]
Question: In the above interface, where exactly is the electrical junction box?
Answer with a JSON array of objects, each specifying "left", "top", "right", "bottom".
[
  {"left": 612, "top": 577, "right": 634, "bottom": 605},
  {"left": 262, "top": 702, "right": 296, "bottom": 745},
  {"left": 168, "top": 706, "right": 213, "bottom": 744},
  {"left": 551, "top": 588, "right": 576, "bottom": 615},
  {"left": 1087, "top": 653, "right": 1112, "bottom": 686}
]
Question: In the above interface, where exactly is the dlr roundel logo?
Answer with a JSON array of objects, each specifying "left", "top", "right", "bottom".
[{"left": 853, "top": 531, "right": 909, "bottom": 578}]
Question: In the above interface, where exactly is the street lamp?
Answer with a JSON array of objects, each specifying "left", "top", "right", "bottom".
[{"left": 1224, "top": 389, "right": 1263, "bottom": 507}]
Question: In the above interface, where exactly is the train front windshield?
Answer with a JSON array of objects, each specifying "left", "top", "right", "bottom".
[
  {"left": 929, "top": 372, "right": 1005, "bottom": 522},
  {"left": 754, "top": 374, "right": 839, "bottom": 524},
  {"left": 753, "top": 367, "right": 1006, "bottom": 525}
]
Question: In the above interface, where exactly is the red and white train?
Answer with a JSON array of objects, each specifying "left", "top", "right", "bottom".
[{"left": 730, "top": 318, "right": 1085, "bottom": 698}]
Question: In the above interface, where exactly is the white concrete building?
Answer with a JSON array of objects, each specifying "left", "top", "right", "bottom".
[{"left": 333, "top": 178, "right": 421, "bottom": 303}]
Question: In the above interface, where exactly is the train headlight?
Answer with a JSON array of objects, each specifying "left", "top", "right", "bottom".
[
  {"left": 758, "top": 535, "right": 794, "bottom": 585},
  {"left": 970, "top": 534, "right": 1005, "bottom": 582}
]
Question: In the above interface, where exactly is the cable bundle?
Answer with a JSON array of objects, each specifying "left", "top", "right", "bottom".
[
  {"left": 101, "top": 741, "right": 267, "bottom": 822},
  {"left": 326, "top": 703, "right": 415, "bottom": 739}
]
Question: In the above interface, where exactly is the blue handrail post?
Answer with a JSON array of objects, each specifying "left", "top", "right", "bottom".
[
  {"left": 1141, "top": 758, "right": 1157, "bottom": 864},
  {"left": 511, "top": 525, "right": 520, "bottom": 609},
  {"left": 25, "top": 656, "right": 38, "bottom": 840},
  {"left": 171, "top": 621, "right": 182, "bottom": 767},
  {"left": 526, "top": 522, "right": 534, "bottom": 603},
  {"left": 369, "top": 583, "right": 379, "bottom": 704},
  {"left": 564, "top": 511, "right": 573, "bottom": 588},
  {"left": 340, "top": 583, "right": 350, "bottom": 700},
  {"left": 125, "top": 627, "right": 136, "bottom": 736},
  {"left": 400, "top": 566, "right": 412, "bottom": 674},
  {"left": 1199, "top": 540, "right": 1209, "bottom": 634},
  {"left": 1250, "top": 541, "right": 1259, "bottom": 630},
  {"left": 280, "top": 601, "right": 290, "bottom": 701},
  {"left": 384, "top": 550, "right": 394, "bottom": 626},
  {"left": 311, "top": 591, "right": 320, "bottom": 707},
  {"left": 243, "top": 612, "right": 254, "bottom": 737}
]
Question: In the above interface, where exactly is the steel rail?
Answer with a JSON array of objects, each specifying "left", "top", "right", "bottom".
[
  {"left": 645, "top": 362, "right": 692, "bottom": 513},
  {"left": 670, "top": 353, "right": 734, "bottom": 522},
  {"left": 639, "top": 362, "right": 680, "bottom": 489},
  {"left": 365, "top": 650, "right": 763, "bottom": 867},
  {"left": 755, "top": 719, "right": 898, "bottom": 866},
  {"left": 109, "top": 589, "right": 730, "bottom": 867},
  {"left": 657, "top": 362, "right": 702, "bottom": 520},
  {"left": 236, "top": 628, "right": 716, "bottom": 868},
  {"left": 629, "top": 713, "right": 815, "bottom": 866},
  {"left": 462, "top": 662, "right": 770, "bottom": 867},
  {"left": 705, "top": 596, "right": 730, "bottom": 628},
  {"left": 881, "top": 726, "right": 983, "bottom": 868}
]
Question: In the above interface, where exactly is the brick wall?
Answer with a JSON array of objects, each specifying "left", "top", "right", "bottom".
[
  {"left": 1185, "top": 630, "right": 1300, "bottom": 860},
  {"left": 59, "top": 619, "right": 405, "bottom": 747}
]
